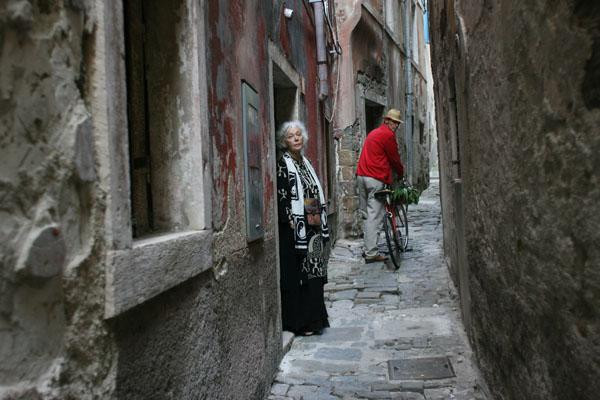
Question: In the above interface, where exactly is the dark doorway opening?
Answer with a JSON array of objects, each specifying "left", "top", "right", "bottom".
[
  {"left": 272, "top": 63, "right": 297, "bottom": 136},
  {"left": 365, "top": 99, "right": 384, "bottom": 134}
]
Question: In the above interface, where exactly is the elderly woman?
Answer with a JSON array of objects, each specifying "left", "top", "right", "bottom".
[{"left": 277, "top": 120, "right": 330, "bottom": 336}]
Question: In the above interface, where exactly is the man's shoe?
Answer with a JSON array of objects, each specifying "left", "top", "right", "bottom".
[{"left": 365, "top": 254, "right": 388, "bottom": 264}]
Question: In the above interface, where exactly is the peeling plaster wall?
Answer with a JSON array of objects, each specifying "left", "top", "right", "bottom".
[
  {"left": 430, "top": 1, "right": 600, "bottom": 399},
  {"left": 0, "top": 1, "right": 114, "bottom": 399},
  {"left": 2, "top": 1, "right": 334, "bottom": 399},
  {"left": 114, "top": 1, "right": 330, "bottom": 399}
]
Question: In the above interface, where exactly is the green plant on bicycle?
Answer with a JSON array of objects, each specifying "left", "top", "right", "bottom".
[
  {"left": 391, "top": 181, "right": 421, "bottom": 206},
  {"left": 374, "top": 180, "right": 420, "bottom": 269}
]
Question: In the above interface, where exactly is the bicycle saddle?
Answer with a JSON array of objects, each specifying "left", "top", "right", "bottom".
[{"left": 374, "top": 188, "right": 393, "bottom": 200}]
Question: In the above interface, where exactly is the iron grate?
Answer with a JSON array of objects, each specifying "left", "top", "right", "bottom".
[{"left": 388, "top": 356, "right": 456, "bottom": 380}]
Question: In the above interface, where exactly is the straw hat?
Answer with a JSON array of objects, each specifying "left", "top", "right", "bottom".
[{"left": 384, "top": 109, "right": 403, "bottom": 123}]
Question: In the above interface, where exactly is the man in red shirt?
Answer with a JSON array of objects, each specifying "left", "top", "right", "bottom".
[{"left": 356, "top": 109, "right": 405, "bottom": 263}]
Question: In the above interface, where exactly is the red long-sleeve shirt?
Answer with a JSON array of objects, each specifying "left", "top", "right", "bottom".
[{"left": 356, "top": 124, "right": 404, "bottom": 184}]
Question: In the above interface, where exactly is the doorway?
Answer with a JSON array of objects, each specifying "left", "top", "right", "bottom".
[
  {"left": 365, "top": 99, "right": 385, "bottom": 134},
  {"left": 272, "top": 63, "right": 298, "bottom": 136},
  {"left": 268, "top": 43, "right": 301, "bottom": 346}
]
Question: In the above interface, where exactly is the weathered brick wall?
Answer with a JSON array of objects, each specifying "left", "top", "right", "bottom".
[
  {"left": 337, "top": 119, "right": 362, "bottom": 236},
  {"left": 430, "top": 1, "right": 600, "bottom": 399}
]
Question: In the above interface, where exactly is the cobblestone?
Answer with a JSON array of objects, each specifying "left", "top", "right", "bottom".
[{"left": 270, "top": 179, "right": 490, "bottom": 400}]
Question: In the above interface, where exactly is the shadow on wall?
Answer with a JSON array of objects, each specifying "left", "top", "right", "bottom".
[{"left": 574, "top": 0, "right": 600, "bottom": 109}]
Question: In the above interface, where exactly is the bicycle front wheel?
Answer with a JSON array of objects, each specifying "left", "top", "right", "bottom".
[{"left": 393, "top": 204, "right": 409, "bottom": 252}]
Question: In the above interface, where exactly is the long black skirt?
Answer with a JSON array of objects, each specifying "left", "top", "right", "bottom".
[{"left": 279, "top": 225, "right": 329, "bottom": 334}]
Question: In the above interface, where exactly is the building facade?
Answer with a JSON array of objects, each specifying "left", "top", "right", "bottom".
[
  {"left": 0, "top": 1, "right": 337, "bottom": 399},
  {"left": 429, "top": 1, "right": 600, "bottom": 399},
  {"left": 333, "top": 0, "right": 434, "bottom": 238}
]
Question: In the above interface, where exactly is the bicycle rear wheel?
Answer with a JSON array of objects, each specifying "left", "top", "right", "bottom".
[{"left": 383, "top": 210, "right": 402, "bottom": 269}]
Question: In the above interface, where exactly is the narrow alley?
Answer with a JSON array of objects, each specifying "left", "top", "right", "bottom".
[
  {"left": 3, "top": 1, "right": 598, "bottom": 399},
  {"left": 269, "top": 178, "right": 489, "bottom": 400}
]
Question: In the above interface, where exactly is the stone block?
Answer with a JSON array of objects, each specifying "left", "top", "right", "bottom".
[
  {"left": 400, "top": 381, "right": 424, "bottom": 393},
  {"left": 354, "top": 298, "right": 380, "bottom": 304},
  {"left": 354, "top": 390, "right": 395, "bottom": 399},
  {"left": 271, "top": 383, "right": 290, "bottom": 396},
  {"left": 16, "top": 225, "right": 66, "bottom": 280},
  {"left": 302, "top": 327, "right": 364, "bottom": 342},
  {"left": 339, "top": 181, "right": 357, "bottom": 196},
  {"left": 342, "top": 196, "right": 359, "bottom": 211},
  {"left": 287, "top": 384, "right": 319, "bottom": 399},
  {"left": 338, "top": 150, "right": 355, "bottom": 166},
  {"left": 291, "top": 359, "right": 357, "bottom": 374},
  {"left": 73, "top": 116, "right": 96, "bottom": 182},
  {"left": 324, "top": 283, "right": 355, "bottom": 292},
  {"left": 330, "top": 375, "right": 362, "bottom": 394},
  {"left": 394, "top": 393, "right": 425, "bottom": 400},
  {"left": 423, "top": 388, "right": 452, "bottom": 400},
  {"left": 423, "top": 378, "right": 456, "bottom": 389},
  {"left": 371, "top": 383, "right": 402, "bottom": 391},
  {"left": 331, "top": 289, "right": 358, "bottom": 301},
  {"left": 275, "top": 372, "right": 305, "bottom": 385},
  {"left": 330, "top": 300, "right": 354, "bottom": 309},
  {"left": 314, "top": 347, "right": 362, "bottom": 361},
  {"left": 356, "top": 291, "right": 381, "bottom": 299},
  {"left": 302, "top": 393, "right": 338, "bottom": 400},
  {"left": 340, "top": 130, "right": 357, "bottom": 149},
  {"left": 340, "top": 166, "right": 356, "bottom": 181}
]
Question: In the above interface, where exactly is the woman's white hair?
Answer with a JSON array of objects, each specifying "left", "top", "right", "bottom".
[{"left": 276, "top": 120, "right": 309, "bottom": 153}]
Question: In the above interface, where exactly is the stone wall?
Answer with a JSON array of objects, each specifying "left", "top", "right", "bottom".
[
  {"left": 429, "top": 1, "right": 600, "bottom": 399},
  {"left": 0, "top": 1, "right": 115, "bottom": 398}
]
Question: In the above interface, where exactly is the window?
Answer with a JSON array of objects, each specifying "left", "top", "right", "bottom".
[
  {"left": 365, "top": 99, "right": 384, "bottom": 134},
  {"left": 272, "top": 63, "right": 298, "bottom": 133},
  {"left": 124, "top": 0, "right": 207, "bottom": 237},
  {"left": 104, "top": 0, "right": 211, "bottom": 318},
  {"left": 412, "top": 6, "right": 420, "bottom": 64}
]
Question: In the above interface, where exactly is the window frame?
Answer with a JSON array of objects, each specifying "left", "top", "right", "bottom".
[{"left": 98, "top": 0, "right": 212, "bottom": 319}]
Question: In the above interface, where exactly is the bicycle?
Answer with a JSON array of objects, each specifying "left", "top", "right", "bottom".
[{"left": 374, "top": 187, "right": 409, "bottom": 270}]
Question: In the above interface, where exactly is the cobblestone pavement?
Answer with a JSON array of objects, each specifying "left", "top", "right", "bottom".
[{"left": 269, "top": 178, "right": 490, "bottom": 400}]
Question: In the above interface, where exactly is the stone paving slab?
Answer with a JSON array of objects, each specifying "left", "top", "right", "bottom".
[{"left": 269, "top": 179, "right": 490, "bottom": 400}]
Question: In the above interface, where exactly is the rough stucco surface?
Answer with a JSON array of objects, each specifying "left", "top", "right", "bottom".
[
  {"left": 115, "top": 244, "right": 279, "bottom": 400},
  {"left": 0, "top": 1, "right": 114, "bottom": 399},
  {"left": 1, "top": 1, "right": 286, "bottom": 400},
  {"left": 430, "top": 1, "right": 600, "bottom": 399},
  {"left": 113, "top": 1, "right": 319, "bottom": 399}
]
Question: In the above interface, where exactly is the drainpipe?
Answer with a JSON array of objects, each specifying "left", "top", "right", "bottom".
[
  {"left": 402, "top": 0, "right": 414, "bottom": 183},
  {"left": 310, "top": 0, "right": 329, "bottom": 100}
]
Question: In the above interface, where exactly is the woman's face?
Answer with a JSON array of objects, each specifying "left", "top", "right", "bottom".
[{"left": 284, "top": 127, "right": 304, "bottom": 153}]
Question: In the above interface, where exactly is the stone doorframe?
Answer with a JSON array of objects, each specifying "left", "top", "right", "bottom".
[
  {"left": 267, "top": 41, "right": 302, "bottom": 338},
  {"left": 355, "top": 82, "right": 387, "bottom": 140}
]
